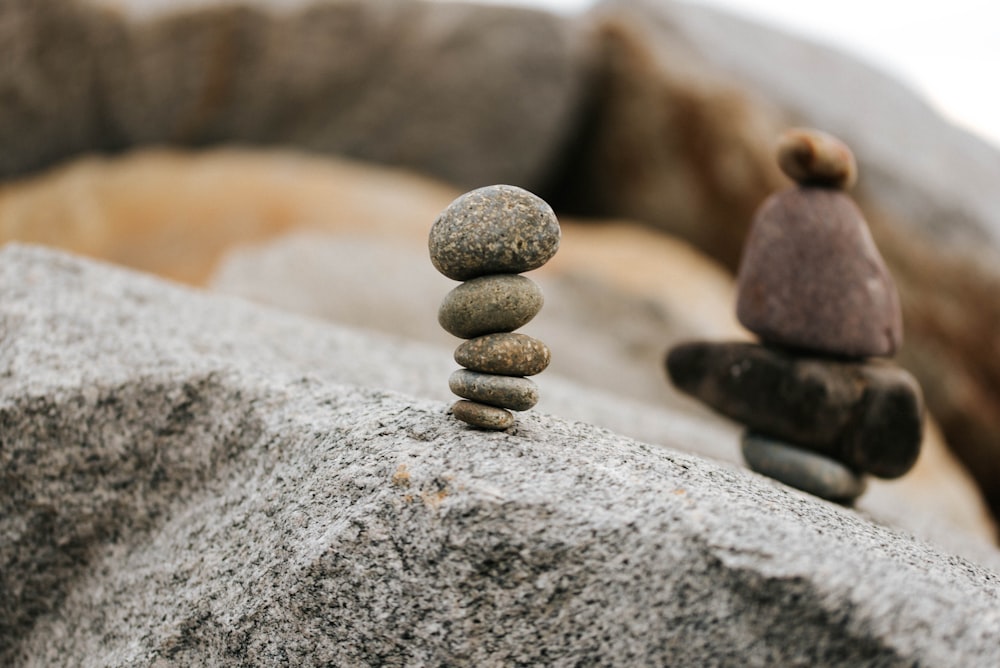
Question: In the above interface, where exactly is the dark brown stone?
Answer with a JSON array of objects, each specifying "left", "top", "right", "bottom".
[
  {"left": 454, "top": 333, "right": 551, "bottom": 376},
  {"left": 736, "top": 188, "right": 903, "bottom": 358},
  {"left": 666, "top": 341, "right": 923, "bottom": 478}
]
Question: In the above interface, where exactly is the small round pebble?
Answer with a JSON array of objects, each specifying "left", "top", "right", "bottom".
[
  {"left": 455, "top": 333, "right": 551, "bottom": 376},
  {"left": 741, "top": 431, "right": 866, "bottom": 504},
  {"left": 449, "top": 369, "right": 539, "bottom": 411},
  {"left": 777, "top": 127, "right": 857, "bottom": 190},
  {"left": 451, "top": 400, "right": 514, "bottom": 430},
  {"left": 438, "top": 275, "right": 543, "bottom": 339},
  {"left": 429, "top": 184, "right": 561, "bottom": 281}
]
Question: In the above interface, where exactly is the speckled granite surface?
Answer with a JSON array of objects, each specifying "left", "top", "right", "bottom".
[{"left": 2, "top": 244, "right": 999, "bottom": 666}]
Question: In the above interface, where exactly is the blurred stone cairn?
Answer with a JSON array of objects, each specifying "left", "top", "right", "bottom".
[
  {"left": 429, "top": 185, "right": 561, "bottom": 430},
  {"left": 667, "top": 128, "right": 925, "bottom": 504}
]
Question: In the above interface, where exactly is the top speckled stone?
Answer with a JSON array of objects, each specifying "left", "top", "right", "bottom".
[{"left": 429, "top": 185, "right": 561, "bottom": 281}]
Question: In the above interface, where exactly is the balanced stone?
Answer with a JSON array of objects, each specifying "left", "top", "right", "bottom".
[
  {"left": 429, "top": 184, "right": 561, "bottom": 281},
  {"left": 736, "top": 188, "right": 903, "bottom": 358},
  {"left": 438, "top": 274, "right": 543, "bottom": 339},
  {"left": 455, "top": 332, "right": 551, "bottom": 376},
  {"left": 777, "top": 127, "right": 857, "bottom": 190},
  {"left": 449, "top": 369, "right": 539, "bottom": 411},
  {"left": 666, "top": 341, "right": 923, "bottom": 478},
  {"left": 451, "top": 400, "right": 514, "bottom": 431},
  {"left": 742, "top": 431, "right": 867, "bottom": 504}
]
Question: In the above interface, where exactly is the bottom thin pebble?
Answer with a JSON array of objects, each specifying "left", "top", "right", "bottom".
[
  {"left": 742, "top": 431, "right": 866, "bottom": 504},
  {"left": 452, "top": 400, "right": 514, "bottom": 430}
]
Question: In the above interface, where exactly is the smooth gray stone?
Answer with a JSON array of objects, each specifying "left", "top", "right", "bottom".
[
  {"left": 3, "top": 245, "right": 1000, "bottom": 667},
  {"left": 451, "top": 399, "right": 514, "bottom": 430},
  {"left": 742, "top": 431, "right": 867, "bottom": 504},
  {"left": 454, "top": 332, "right": 551, "bottom": 376},
  {"left": 429, "top": 184, "right": 561, "bottom": 281},
  {"left": 449, "top": 369, "right": 539, "bottom": 411},
  {"left": 438, "top": 274, "right": 543, "bottom": 339}
]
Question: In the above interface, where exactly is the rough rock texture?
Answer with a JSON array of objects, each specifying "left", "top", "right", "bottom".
[
  {"left": 3, "top": 244, "right": 1000, "bottom": 665},
  {"left": 583, "top": 0, "right": 1000, "bottom": 521},
  {"left": 736, "top": 188, "right": 903, "bottom": 358},
  {"left": 210, "top": 229, "right": 1000, "bottom": 553},
  {"left": 0, "top": 0, "right": 590, "bottom": 191}
]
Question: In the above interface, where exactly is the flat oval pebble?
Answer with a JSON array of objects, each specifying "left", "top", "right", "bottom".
[
  {"left": 449, "top": 369, "right": 538, "bottom": 411},
  {"left": 742, "top": 431, "right": 866, "bottom": 504},
  {"left": 438, "top": 275, "right": 543, "bottom": 339},
  {"left": 455, "top": 333, "right": 551, "bottom": 376},
  {"left": 777, "top": 127, "right": 857, "bottom": 190},
  {"left": 451, "top": 400, "right": 514, "bottom": 430},
  {"left": 429, "top": 184, "right": 561, "bottom": 281}
]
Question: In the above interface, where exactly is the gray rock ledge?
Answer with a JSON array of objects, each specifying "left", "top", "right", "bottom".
[{"left": 1, "top": 244, "right": 998, "bottom": 666}]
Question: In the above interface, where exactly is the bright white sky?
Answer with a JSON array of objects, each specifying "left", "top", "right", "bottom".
[{"left": 457, "top": 0, "right": 1000, "bottom": 150}]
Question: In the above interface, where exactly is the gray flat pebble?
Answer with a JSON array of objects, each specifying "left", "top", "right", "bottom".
[
  {"left": 455, "top": 332, "right": 551, "bottom": 376},
  {"left": 449, "top": 369, "right": 539, "bottom": 411},
  {"left": 438, "top": 274, "right": 543, "bottom": 339},
  {"left": 742, "top": 431, "right": 866, "bottom": 504},
  {"left": 451, "top": 400, "right": 514, "bottom": 430},
  {"left": 429, "top": 184, "right": 561, "bottom": 281}
]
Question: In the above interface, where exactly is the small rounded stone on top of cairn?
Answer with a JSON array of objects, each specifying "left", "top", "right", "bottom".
[
  {"left": 429, "top": 184, "right": 560, "bottom": 430},
  {"left": 777, "top": 126, "right": 858, "bottom": 190},
  {"left": 666, "top": 128, "right": 923, "bottom": 504}
]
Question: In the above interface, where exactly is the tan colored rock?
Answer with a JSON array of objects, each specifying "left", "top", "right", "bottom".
[
  {"left": 0, "top": 148, "right": 456, "bottom": 284},
  {"left": 776, "top": 127, "right": 857, "bottom": 190}
]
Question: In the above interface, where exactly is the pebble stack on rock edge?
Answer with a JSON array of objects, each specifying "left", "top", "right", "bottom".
[
  {"left": 430, "top": 185, "right": 559, "bottom": 430},
  {"left": 666, "top": 128, "right": 924, "bottom": 504}
]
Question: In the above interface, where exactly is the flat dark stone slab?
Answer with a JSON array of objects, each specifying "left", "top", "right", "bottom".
[{"left": 666, "top": 340, "right": 923, "bottom": 478}]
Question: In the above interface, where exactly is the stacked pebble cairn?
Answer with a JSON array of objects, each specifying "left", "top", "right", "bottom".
[
  {"left": 429, "top": 184, "right": 561, "bottom": 431},
  {"left": 666, "top": 128, "right": 925, "bottom": 504}
]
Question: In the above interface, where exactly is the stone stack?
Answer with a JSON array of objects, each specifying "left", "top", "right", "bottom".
[
  {"left": 429, "top": 185, "right": 560, "bottom": 430},
  {"left": 667, "top": 129, "right": 925, "bottom": 504}
]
